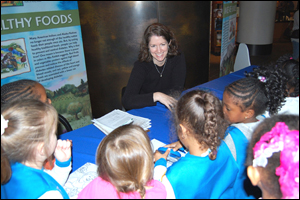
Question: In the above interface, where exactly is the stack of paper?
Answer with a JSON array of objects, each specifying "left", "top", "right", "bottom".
[{"left": 92, "top": 109, "right": 151, "bottom": 135}]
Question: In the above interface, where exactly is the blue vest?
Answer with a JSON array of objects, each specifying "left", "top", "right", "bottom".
[
  {"left": 224, "top": 125, "right": 256, "bottom": 199},
  {"left": 1, "top": 162, "right": 69, "bottom": 199},
  {"left": 166, "top": 140, "right": 239, "bottom": 199}
]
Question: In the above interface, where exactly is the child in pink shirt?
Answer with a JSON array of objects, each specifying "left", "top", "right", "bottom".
[{"left": 78, "top": 124, "right": 166, "bottom": 199}]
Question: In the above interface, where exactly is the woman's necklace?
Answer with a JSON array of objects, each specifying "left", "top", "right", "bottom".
[{"left": 154, "top": 58, "right": 167, "bottom": 78}]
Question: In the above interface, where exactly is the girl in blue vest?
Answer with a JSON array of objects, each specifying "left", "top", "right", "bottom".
[
  {"left": 153, "top": 90, "right": 239, "bottom": 199},
  {"left": 1, "top": 99, "right": 72, "bottom": 199},
  {"left": 222, "top": 63, "right": 289, "bottom": 198}
]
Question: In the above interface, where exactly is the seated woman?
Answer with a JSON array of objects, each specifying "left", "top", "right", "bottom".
[{"left": 122, "top": 23, "right": 186, "bottom": 110}]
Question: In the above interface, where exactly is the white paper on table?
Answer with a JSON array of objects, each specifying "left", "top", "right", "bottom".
[
  {"left": 92, "top": 109, "right": 151, "bottom": 135},
  {"left": 63, "top": 162, "right": 98, "bottom": 199},
  {"left": 151, "top": 138, "right": 186, "bottom": 168}
]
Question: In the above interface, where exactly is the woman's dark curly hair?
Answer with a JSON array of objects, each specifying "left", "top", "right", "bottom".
[
  {"left": 173, "top": 90, "right": 228, "bottom": 160},
  {"left": 138, "top": 23, "right": 180, "bottom": 62},
  {"left": 276, "top": 54, "right": 299, "bottom": 97},
  {"left": 225, "top": 63, "right": 288, "bottom": 116},
  {"left": 245, "top": 115, "right": 299, "bottom": 199}
]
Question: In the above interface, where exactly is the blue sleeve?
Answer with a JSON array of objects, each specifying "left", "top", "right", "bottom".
[
  {"left": 55, "top": 157, "right": 72, "bottom": 168},
  {"left": 154, "top": 158, "right": 167, "bottom": 167}
]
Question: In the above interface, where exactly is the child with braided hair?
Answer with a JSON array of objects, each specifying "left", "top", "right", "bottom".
[
  {"left": 1, "top": 79, "right": 51, "bottom": 105},
  {"left": 153, "top": 90, "right": 238, "bottom": 199},
  {"left": 246, "top": 115, "right": 299, "bottom": 199},
  {"left": 248, "top": 58, "right": 299, "bottom": 118},
  {"left": 222, "top": 63, "right": 290, "bottom": 198}
]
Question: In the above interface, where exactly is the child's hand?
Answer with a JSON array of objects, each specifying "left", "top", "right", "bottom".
[
  {"left": 154, "top": 148, "right": 170, "bottom": 162},
  {"left": 54, "top": 139, "right": 72, "bottom": 162},
  {"left": 164, "top": 141, "right": 182, "bottom": 151}
]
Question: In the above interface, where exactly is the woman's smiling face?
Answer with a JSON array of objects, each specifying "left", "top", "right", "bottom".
[{"left": 148, "top": 35, "right": 169, "bottom": 64}]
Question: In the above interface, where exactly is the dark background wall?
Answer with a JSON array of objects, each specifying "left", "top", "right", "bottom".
[{"left": 78, "top": 1, "right": 210, "bottom": 118}]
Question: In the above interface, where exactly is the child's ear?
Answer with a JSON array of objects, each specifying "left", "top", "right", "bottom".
[
  {"left": 37, "top": 142, "right": 45, "bottom": 156},
  {"left": 179, "top": 124, "right": 188, "bottom": 139},
  {"left": 245, "top": 109, "right": 255, "bottom": 119},
  {"left": 179, "top": 124, "right": 187, "bottom": 133},
  {"left": 247, "top": 166, "right": 261, "bottom": 186}
]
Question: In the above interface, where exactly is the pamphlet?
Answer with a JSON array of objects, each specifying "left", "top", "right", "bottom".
[
  {"left": 92, "top": 109, "right": 151, "bottom": 135},
  {"left": 64, "top": 162, "right": 98, "bottom": 199}
]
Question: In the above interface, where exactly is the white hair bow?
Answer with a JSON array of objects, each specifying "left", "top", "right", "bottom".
[{"left": 1, "top": 115, "right": 9, "bottom": 135}]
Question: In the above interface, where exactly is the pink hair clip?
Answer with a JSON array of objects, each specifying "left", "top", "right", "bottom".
[
  {"left": 253, "top": 122, "right": 299, "bottom": 199},
  {"left": 290, "top": 57, "right": 293, "bottom": 60},
  {"left": 1, "top": 115, "right": 9, "bottom": 135},
  {"left": 258, "top": 76, "right": 266, "bottom": 83}
]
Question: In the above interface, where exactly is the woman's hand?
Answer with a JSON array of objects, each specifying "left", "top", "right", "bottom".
[
  {"left": 54, "top": 139, "right": 72, "bottom": 162},
  {"left": 153, "top": 92, "right": 177, "bottom": 110},
  {"left": 164, "top": 141, "right": 183, "bottom": 151},
  {"left": 154, "top": 148, "right": 171, "bottom": 162}
]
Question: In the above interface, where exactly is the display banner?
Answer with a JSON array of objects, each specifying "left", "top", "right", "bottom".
[
  {"left": 219, "top": 1, "right": 237, "bottom": 77},
  {"left": 1, "top": 1, "right": 92, "bottom": 131}
]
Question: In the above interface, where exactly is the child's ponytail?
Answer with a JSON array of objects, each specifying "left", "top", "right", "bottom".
[
  {"left": 137, "top": 183, "right": 146, "bottom": 199},
  {"left": 202, "top": 93, "right": 221, "bottom": 160},
  {"left": 247, "top": 64, "right": 288, "bottom": 115}
]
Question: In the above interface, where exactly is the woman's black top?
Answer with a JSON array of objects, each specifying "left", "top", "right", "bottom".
[{"left": 122, "top": 51, "right": 186, "bottom": 110}]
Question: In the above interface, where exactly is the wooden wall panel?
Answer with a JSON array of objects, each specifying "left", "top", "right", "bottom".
[{"left": 78, "top": 1, "right": 210, "bottom": 118}]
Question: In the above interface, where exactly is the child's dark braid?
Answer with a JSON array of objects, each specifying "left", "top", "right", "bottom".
[
  {"left": 1, "top": 79, "right": 40, "bottom": 104},
  {"left": 202, "top": 92, "right": 225, "bottom": 160}
]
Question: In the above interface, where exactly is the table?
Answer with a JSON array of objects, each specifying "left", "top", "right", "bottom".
[
  {"left": 59, "top": 103, "right": 174, "bottom": 172},
  {"left": 183, "top": 65, "right": 258, "bottom": 100},
  {"left": 59, "top": 65, "right": 257, "bottom": 172}
]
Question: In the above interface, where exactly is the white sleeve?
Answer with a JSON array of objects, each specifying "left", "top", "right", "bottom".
[
  {"left": 153, "top": 163, "right": 176, "bottom": 199},
  {"left": 38, "top": 190, "right": 63, "bottom": 199},
  {"left": 260, "top": 97, "right": 299, "bottom": 118},
  {"left": 278, "top": 97, "right": 299, "bottom": 116},
  {"left": 44, "top": 161, "right": 72, "bottom": 186}
]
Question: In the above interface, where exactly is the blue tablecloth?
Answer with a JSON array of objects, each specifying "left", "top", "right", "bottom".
[
  {"left": 183, "top": 65, "right": 258, "bottom": 100},
  {"left": 59, "top": 102, "right": 175, "bottom": 172},
  {"left": 59, "top": 65, "right": 257, "bottom": 172}
]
